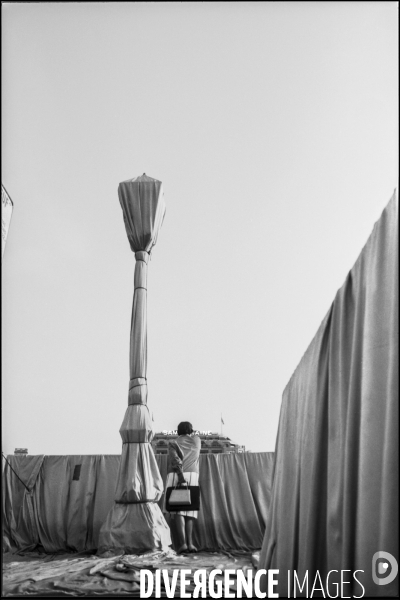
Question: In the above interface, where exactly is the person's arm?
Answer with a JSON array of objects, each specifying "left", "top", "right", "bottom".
[
  {"left": 192, "top": 434, "right": 201, "bottom": 456},
  {"left": 168, "top": 441, "right": 186, "bottom": 485}
]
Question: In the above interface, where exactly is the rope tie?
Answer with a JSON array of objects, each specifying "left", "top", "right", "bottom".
[{"left": 115, "top": 499, "right": 157, "bottom": 504}]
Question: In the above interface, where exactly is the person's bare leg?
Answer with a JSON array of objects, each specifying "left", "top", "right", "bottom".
[
  {"left": 169, "top": 515, "right": 178, "bottom": 550},
  {"left": 185, "top": 517, "right": 197, "bottom": 552},
  {"left": 175, "top": 515, "right": 187, "bottom": 553}
]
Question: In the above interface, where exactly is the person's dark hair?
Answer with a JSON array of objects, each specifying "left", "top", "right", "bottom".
[{"left": 177, "top": 421, "right": 193, "bottom": 436}]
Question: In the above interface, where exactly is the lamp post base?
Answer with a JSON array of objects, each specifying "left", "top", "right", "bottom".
[{"left": 97, "top": 501, "right": 171, "bottom": 556}]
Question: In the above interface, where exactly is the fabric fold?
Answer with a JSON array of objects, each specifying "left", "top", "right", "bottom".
[
  {"left": 259, "top": 191, "right": 398, "bottom": 597},
  {"left": 3, "top": 452, "right": 274, "bottom": 553}
]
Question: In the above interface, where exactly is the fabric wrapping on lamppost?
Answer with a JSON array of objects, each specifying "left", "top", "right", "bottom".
[
  {"left": 114, "top": 443, "right": 164, "bottom": 504},
  {"left": 97, "top": 502, "right": 171, "bottom": 556},
  {"left": 113, "top": 249, "right": 162, "bottom": 505},
  {"left": 119, "top": 405, "right": 154, "bottom": 443},
  {"left": 118, "top": 175, "right": 166, "bottom": 254},
  {"left": 128, "top": 251, "right": 149, "bottom": 406},
  {"left": 113, "top": 248, "right": 161, "bottom": 505},
  {"left": 97, "top": 174, "right": 170, "bottom": 554}
]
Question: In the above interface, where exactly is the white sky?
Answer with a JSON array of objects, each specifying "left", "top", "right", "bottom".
[{"left": 2, "top": 2, "right": 398, "bottom": 455}]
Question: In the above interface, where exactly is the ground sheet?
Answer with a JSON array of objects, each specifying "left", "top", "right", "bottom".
[{"left": 2, "top": 548, "right": 259, "bottom": 597}]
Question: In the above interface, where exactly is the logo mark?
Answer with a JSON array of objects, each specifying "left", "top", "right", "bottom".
[{"left": 372, "top": 552, "right": 398, "bottom": 586}]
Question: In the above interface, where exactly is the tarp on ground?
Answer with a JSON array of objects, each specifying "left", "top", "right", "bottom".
[
  {"left": 259, "top": 192, "right": 398, "bottom": 597},
  {"left": 3, "top": 452, "right": 274, "bottom": 554},
  {"left": 3, "top": 548, "right": 258, "bottom": 597}
]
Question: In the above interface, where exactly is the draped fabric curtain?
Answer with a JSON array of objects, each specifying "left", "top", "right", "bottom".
[
  {"left": 158, "top": 452, "right": 274, "bottom": 551},
  {"left": 2, "top": 452, "right": 274, "bottom": 553},
  {"left": 259, "top": 192, "right": 398, "bottom": 597},
  {"left": 2, "top": 455, "right": 44, "bottom": 552}
]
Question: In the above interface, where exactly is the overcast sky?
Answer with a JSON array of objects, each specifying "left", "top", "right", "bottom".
[{"left": 2, "top": 2, "right": 398, "bottom": 455}]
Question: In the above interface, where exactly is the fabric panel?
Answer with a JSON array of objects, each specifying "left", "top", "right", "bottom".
[
  {"left": 33, "top": 456, "right": 119, "bottom": 553},
  {"left": 259, "top": 192, "right": 398, "bottom": 597},
  {"left": 2, "top": 455, "right": 44, "bottom": 552},
  {"left": 159, "top": 452, "right": 274, "bottom": 551},
  {"left": 3, "top": 452, "right": 274, "bottom": 553}
]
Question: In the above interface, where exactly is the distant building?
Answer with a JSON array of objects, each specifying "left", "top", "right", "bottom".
[
  {"left": 14, "top": 448, "right": 28, "bottom": 455},
  {"left": 151, "top": 431, "right": 246, "bottom": 455}
]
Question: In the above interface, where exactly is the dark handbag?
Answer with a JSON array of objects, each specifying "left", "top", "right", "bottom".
[{"left": 166, "top": 484, "right": 201, "bottom": 512}]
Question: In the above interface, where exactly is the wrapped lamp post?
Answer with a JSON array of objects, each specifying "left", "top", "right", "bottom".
[{"left": 98, "top": 174, "right": 171, "bottom": 554}]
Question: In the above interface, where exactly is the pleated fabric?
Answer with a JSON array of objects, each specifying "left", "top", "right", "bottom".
[
  {"left": 259, "top": 192, "right": 398, "bottom": 597},
  {"left": 97, "top": 502, "right": 171, "bottom": 555},
  {"left": 2, "top": 455, "right": 44, "bottom": 552},
  {"left": 2, "top": 452, "right": 274, "bottom": 553},
  {"left": 158, "top": 452, "right": 275, "bottom": 551},
  {"left": 118, "top": 174, "right": 166, "bottom": 254},
  {"left": 113, "top": 443, "right": 164, "bottom": 503}
]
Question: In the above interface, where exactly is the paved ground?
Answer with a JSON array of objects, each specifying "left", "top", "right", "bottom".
[{"left": 2, "top": 549, "right": 259, "bottom": 597}]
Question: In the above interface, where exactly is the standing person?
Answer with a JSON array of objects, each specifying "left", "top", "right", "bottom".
[{"left": 164, "top": 422, "right": 201, "bottom": 553}]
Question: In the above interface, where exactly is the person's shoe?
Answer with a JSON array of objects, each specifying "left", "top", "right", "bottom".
[
  {"left": 187, "top": 545, "right": 198, "bottom": 553},
  {"left": 177, "top": 544, "right": 188, "bottom": 554}
]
